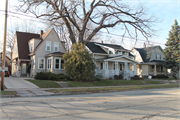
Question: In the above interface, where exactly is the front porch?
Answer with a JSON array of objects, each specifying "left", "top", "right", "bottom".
[
  {"left": 95, "top": 60, "right": 137, "bottom": 80},
  {"left": 148, "top": 64, "right": 166, "bottom": 76}
]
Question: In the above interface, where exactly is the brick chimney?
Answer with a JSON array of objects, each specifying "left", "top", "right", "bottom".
[
  {"left": 40, "top": 30, "right": 43, "bottom": 37},
  {"left": 101, "top": 40, "right": 103, "bottom": 43},
  {"left": 143, "top": 43, "right": 146, "bottom": 48}
]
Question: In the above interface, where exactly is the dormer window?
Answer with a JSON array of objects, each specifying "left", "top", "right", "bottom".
[
  {"left": 109, "top": 50, "right": 113, "bottom": 54},
  {"left": 115, "top": 51, "right": 122, "bottom": 55},
  {"left": 46, "top": 41, "right": 51, "bottom": 51},
  {"left": 54, "top": 42, "right": 59, "bottom": 52},
  {"left": 30, "top": 41, "right": 33, "bottom": 52}
]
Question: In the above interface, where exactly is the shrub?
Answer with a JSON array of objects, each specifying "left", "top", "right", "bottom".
[
  {"left": 63, "top": 42, "right": 96, "bottom": 81},
  {"left": 119, "top": 74, "right": 123, "bottom": 80},
  {"left": 152, "top": 75, "right": 168, "bottom": 79},
  {"left": 34, "top": 72, "right": 69, "bottom": 81},
  {"left": 114, "top": 75, "right": 119, "bottom": 80},
  {"left": 95, "top": 77, "right": 101, "bottom": 81},
  {"left": 131, "top": 75, "right": 140, "bottom": 80}
]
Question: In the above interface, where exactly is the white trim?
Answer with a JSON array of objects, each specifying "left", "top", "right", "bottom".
[
  {"left": 54, "top": 42, "right": 59, "bottom": 52},
  {"left": 47, "top": 58, "right": 51, "bottom": 69},
  {"left": 38, "top": 58, "right": 45, "bottom": 69},
  {"left": 46, "top": 41, "right": 51, "bottom": 51}
]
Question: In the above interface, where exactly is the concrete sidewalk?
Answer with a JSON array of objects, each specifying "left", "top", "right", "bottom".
[
  {"left": 2, "top": 83, "right": 179, "bottom": 97},
  {"left": 2, "top": 77, "right": 39, "bottom": 89}
]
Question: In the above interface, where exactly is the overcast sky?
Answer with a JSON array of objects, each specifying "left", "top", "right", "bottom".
[{"left": 0, "top": 0, "right": 179, "bottom": 51}]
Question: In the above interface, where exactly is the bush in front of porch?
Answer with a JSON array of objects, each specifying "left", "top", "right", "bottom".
[
  {"left": 63, "top": 42, "right": 96, "bottom": 81},
  {"left": 35, "top": 72, "right": 69, "bottom": 81}
]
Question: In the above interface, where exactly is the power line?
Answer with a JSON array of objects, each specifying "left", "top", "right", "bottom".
[{"left": 0, "top": 9, "right": 166, "bottom": 46}]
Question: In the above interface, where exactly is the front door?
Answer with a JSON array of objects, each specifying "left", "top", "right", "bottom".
[{"left": 22, "top": 63, "right": 27, "bottom": 74}]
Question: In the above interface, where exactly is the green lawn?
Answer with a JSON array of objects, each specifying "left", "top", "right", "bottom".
[
  {"left": 47, "top": 84, "right": 179, "bottom": 93},
  {"left": 66, "top": 80, "right": 163, "bottom": 87},
  {"left": 144, "top": 80, "right": 163, "bottom": 84},
  {"left": 26, "top": 79, "right": 62, "bottom": 88},
  {"left": 1, "top": 91, "right": 17, "bottom": 95}
]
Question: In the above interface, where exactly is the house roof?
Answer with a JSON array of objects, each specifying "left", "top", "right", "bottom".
[
  {"left": 86, "top": 42, "right": 107, "bottom": 54},
  {"left": 86, "top": 42, "right": 130, "bottom": 54},
  {"left": 46, "top": 52, "right": 65, "bottom": 57},
  {"left": 95, "top": 43, "right": 129, "bottom": 51},
  {"left": 16, "top": 31, "right": 40, "bottom": 60},
  {"left": 96, "top": 55, "right": 139, "bottom": 64},
  {"left": 16, "top": 29, "right": 53, "bottom": 60},
  {"left": 134, "top": 46, "right": 160, "bottom": 63}
]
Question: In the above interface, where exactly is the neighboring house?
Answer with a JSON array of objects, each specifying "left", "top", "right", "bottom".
[
  {"left": 0, "top": 52, "right": 11, "bottom": 74},
  {"left": 131, "top": 45, "right": 166, "bottom": 76},
  {"left": 11, "top": 28, "right": 66, "bottom": 77},
  {"left": 86, "top": 42, "right": 139, "bottom": 79}
]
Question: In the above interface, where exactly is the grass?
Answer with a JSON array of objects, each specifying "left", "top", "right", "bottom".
[
  {"left": 144, "top": 80, "right": 163, "bottom": 84},
  {"left": 26, "top": 79, "right": 62, "bottom": 88},
  {"left": 66, "top": 80, "right": 163, "bottom": 87},
  {"left": 151, "top": 78, "right": 178, "bottom": 80},
  {"left": 1, "top": 91, "right": 17, "bottom": 95},
  {"left": 47, "top": 84, "right": 179, "bottom": 93}
]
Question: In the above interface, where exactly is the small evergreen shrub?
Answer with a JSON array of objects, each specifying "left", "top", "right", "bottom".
[
  {"left": 152, "top": 75, "right": 168, "bottom": 79},
  {"left": 34, "top": 72, "right": 69, "bottom": 81},
  {"left": 114, "top": 75, "right": 119, "bottom": 80},
  {"left": 119, "top": 74, "right": 123, "bottom": 80},
  {"left": 131, "top": 75, "right": 140, "bottom": 80}
]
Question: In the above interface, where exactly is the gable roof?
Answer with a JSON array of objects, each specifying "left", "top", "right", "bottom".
[
  {"left": 86, "top": 42, "right": 107, "bottom": 54},
  {"left": 95, "top": 43, "right": 129, "bottom": 51},
  {"left": 16, "top": 31, "right": 40, "bottom": 59},
  {"left": 134, "top": 46, "right": 161, "bottom": 63},
  {"left": 96, "top": 55, "right": 139, "bottom": 64},
  {"left": 16, "top": 29, "right": 54, "bottom": 59}
]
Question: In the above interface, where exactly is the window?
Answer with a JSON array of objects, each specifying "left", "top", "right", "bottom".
[
  {"left": 38, "top": 58, "right": 45, "bottom": 69},
  {"left": 30, "top": 42, "right": 33, "bottom": 52},
  {"left": 61, "top": 60, "right": 64, "bottom": 69},
  {"left": 109, "top": 50, "right": 113, "bottom": 54},
  {"left": 31, "top": 59, "right": 34, "bottom": 69},
  {"left": 156, "top": 54, "right": 158, "bottom": 59},
  {"left": 54, "top": 42, "right": 59, "bottom": 52},
  {"left": 47, "top": 58, "right": 51, "bottom": 69},
  {"left": 46, "top": 41, "right": 51, "bottom": 51},
  {"left": 115, "top": 51, "right": 122, "bottom": 55},
  {"left": 100, "top": 63, "right": 103, "bottom": 69},
  {"left": 54, "top": 58, "right": 61, "bottom": 69},
  {"left": 120, "top": 64, "right": 123, "bottom": 70}
]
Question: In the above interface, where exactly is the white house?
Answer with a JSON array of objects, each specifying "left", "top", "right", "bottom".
[{"left": 86, "top": 42, "right": 139, "bottom": 79}]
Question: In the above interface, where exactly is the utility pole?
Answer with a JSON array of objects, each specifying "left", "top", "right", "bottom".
[{"left": 1, "top": 0, "right": 8, "bottom": 91}]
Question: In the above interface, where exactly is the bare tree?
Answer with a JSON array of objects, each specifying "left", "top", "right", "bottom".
[
  {"left": 18, "top": 0, "right": 156, "bottom": 45},
  {"left": 4, "top": 21, "right": 43, "bottom": 58}
]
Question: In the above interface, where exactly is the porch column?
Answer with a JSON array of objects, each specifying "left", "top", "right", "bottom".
[
  {"left": 124, "top": 62, "right": 128, "bottom": 71},
  {"left": 134, "top": 63, "right": 137, "bottom": 75},
  {"left": 115, "top": 61, "right": 119, "bottom": 75},
  {"left": 154, "top": 65, "right": 157, "bottom": 76},
  {"left": 102, "top": 61, "right": 109, "bottom": 79},
  {"left": 124, "top": 62, "right": 128, "bottom": 80}
]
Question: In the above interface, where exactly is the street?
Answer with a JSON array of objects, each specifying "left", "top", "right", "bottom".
[{"left": 0, "top": 88, "right": 180, "bottom": 120}]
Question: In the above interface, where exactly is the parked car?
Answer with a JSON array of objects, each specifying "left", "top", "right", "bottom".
[{"left": 0, "top": 69, "right": 9, "bottom": 77}]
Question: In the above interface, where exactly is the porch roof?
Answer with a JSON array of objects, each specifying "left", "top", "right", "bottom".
[
  {"left": 45, "top": 52, "right": 65, "bottom": 57},
  {"left": 95, "top": 55, "right": 139, "bottom": 64}
]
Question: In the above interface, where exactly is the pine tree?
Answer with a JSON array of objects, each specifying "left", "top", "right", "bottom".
[
  {"left": 163, "top": 19, "right": 180, "bottom": 78},
  {"left": 63, "top": 42, "right": 96, "bottom": 81}
]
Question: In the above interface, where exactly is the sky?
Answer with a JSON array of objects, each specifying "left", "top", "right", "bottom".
[{"left": 0, "top": 0, "right": 179, "bottom": 51}]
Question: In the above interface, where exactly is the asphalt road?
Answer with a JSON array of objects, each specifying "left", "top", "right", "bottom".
[{"left": 0, "top": 88, "right": 180, "bottom": 120}]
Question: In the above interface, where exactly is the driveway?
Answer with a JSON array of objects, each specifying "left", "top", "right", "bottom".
[{"left": 1, "top": 77, "right": 39, "bottom": 89}]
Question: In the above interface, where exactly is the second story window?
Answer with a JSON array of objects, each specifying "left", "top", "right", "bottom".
[
  {"left": 109, "top": 50, "right": 113, "bottom": 54},
  {"left": 54, "top": 42, "right": 59, "bottom": 52},
  {"left": 46, "top": 41, "right": 51, "bottom": 51},
  {"left": 30, "top": 42, "right": 33, "bottom": 52}
]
